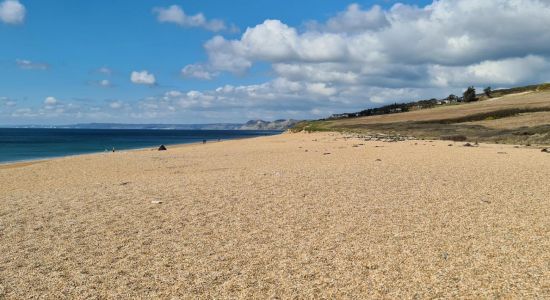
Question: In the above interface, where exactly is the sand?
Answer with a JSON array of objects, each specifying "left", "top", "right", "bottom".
[{"left": 1, "top": 132, "right": 549, "bottom": 298}]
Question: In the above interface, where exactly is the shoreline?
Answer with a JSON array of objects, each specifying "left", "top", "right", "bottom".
[{"left": 0, "top": 132, "right": 281, "bottom": 169}]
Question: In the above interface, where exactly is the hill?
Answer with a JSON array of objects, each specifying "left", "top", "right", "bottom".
[
  {"left": 239, "top": 119, "right": 300, "bottom": 130},
  {"left": 293, "top": 84, "right": 550, "bottom": 145}
]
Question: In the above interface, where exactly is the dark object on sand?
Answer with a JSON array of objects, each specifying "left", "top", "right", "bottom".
[
  {"left": 375, "top": 159, "right": 382, "bottom": 162},
  {"left": 542, "top": 148, "right": 549, "bottom": 153},
  {"left": 158, "top": 145, "right": 167, "bottom": 151},
  {"left": 203, "top": 139, "right": 207, "bottom": 144},
  {"left": 463, "top": 143, "right": 474, "bottom": 147},
  {"left": 323, "top": 152, "right": 331, "bottom": 155}
]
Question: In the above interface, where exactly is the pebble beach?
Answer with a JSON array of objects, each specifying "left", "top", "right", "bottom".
[{"left": 1, "top": 132, "right": 549, "bottom": 298}]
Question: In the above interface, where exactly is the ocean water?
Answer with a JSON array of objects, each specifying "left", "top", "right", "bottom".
[{"left": 0, "top": 128, "right": 281, "bottom": 164}]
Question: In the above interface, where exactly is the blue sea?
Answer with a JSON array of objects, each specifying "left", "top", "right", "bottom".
[{"left": 0, "top": 128, "right": 281, "bottom": 164}]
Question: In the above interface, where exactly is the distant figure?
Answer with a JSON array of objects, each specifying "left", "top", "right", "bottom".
[
  {"left": 112, "top": 147, "right": 115, "bottom": 152},
  {"left": 203, "top": 139, "right": 207, "bottom": 144},
  {"left": 158, "top": 145, "right": 167, "bottom": 151}
]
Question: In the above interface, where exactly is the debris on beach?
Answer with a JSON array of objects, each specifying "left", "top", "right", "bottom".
[
  {"left": 119, "top": 182, "right": 131, "bottom": 186},
  {"left": 323, "top": 152, "right": 331, "bottom": 155},
  {"left": 158, "top": 145, "right": 167, "bottom": 151},
  {"left": 463, "top": 143, "right": 478, "bottom": 147},
  {"left": 375, "top": 159, "right": 382, "bottom": 162},
  {"left": 542, "top": 148, "right": 549, "bottom": 153},
  {"left": 151, "top": 200, "right": 163, "bottom": 204}
]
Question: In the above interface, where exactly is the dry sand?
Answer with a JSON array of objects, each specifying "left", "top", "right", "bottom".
[{"left": 1, "top": 132, "right": 549, "bottom": 298}]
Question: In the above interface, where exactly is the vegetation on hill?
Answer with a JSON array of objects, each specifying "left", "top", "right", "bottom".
[{"left": 291, "top": 83, "right": 550, "bottom": 145}]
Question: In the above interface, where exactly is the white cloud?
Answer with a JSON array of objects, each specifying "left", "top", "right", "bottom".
[
  {"left": 306, "top": 83, "right": 337, "bottom": 97},
  {"left": 109, "top": 101, "right": 123, "bottom": 109},
  {"left": 99, "top": 79, "right": 112, "bottom": 87},
  {"left": 12, "top": 108, "right": 35, "bottom": 117},
  {"left": 153, "top": 5, "right": 236, "bottom": 32},
  {"left": 16, "top": 59, "right": 49, "bottom": 70},
  {"left": 187, "top": 0, "right": 550, "bottom": 114},
  {"left": 203, "top": 1, "right": 550, "bottom": 79},
  {"left": 181, "top": 64, "right": 219, "bottom": 80},
  {"left": 429, "top": 55, "right": 550, "bottom": 87},
  {"left": 130, "top": 70, "right": 156, "bottom": 85},
  {"left": 9, "top": 0, "right": 550, "bottom": 124},
  {"left": 0, "top": 97, "right": 16, "bottom": 107},
  {"left": 311, "top": 4, "right": 389, "bottom": 33},
  {"left": 0, "top": 0, "right": 25, "bottom": 24},
  {"left": 44, "top": 96, "right": 58, "bottom": 106},
  {"left": 98, "top": 67, "right": 112, "bottom": 75}
]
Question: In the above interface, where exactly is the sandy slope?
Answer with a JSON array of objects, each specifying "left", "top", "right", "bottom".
[{"left": 1, "top": 132, "right": 549, "bottom": 298}]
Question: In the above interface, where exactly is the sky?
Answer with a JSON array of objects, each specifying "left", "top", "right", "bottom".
[{"left": 1, "top": 0, "right": 550, "bottom": 125}]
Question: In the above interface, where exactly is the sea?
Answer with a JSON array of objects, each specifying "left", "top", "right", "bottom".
[{"left": 0, "top": 128, "right": 282, "bottom": 164}]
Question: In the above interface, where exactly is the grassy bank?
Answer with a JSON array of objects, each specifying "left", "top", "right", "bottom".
[{"left": 292, "top": 85, "right": 550, "bottom": 145}]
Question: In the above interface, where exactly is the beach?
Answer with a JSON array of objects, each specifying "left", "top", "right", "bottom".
[{"left": 1, "top": 132, "right": 549, "bottom": 298}]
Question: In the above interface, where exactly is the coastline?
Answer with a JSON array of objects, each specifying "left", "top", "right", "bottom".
[
  {"left": 1, "top": 131, "right": 549, "bottom": 298},
  {"left": 0, "top": 131, "right": 282, "bottom": 169}
]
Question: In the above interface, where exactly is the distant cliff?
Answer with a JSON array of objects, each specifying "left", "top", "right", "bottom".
[{"left": 239, "top": 119, "right": 300, "bottom": 130}]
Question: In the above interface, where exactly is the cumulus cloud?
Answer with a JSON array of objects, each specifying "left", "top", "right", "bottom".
[
  {"left": 16, "top": 59, "right": 49, "bottom": 70},
  {"left": 310, "top": 4, "right": 389, "bottom": 33},
  {"left": 429, "top": 55, "right": 550, "bottom": 87},
  {"left": 181, "top": 0, "right": 550, "bottom": 114},
  {"left": 0, "top": 0, "right": 25, "bottom": 24},
  {"left": 181, "top": 64, "right": 219, "bottom": 80},
  {"left": 10, "top": 0, "right": 550, "bottom": 123},
  {"left": 44, "top": 96, "right": 59, "bottom": 106},
  {"left": 153, "top": 5, "right": 237, "bottom": 32},
  {"left": 130, "top": 70, "right": 156, "bottom": 85}
]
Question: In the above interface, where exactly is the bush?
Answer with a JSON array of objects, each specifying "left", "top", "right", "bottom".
[
  {"left": 484, "top": 87, "right": 492, "bottom": 98},
  {"left": 463, "top": 86, "right": 478, "bottom": 102},
  {"left": 440, "top": 135, "right": 468, "bottom": 142}
]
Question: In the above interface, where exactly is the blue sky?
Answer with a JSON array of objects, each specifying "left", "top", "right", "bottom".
[{"left": 1, "top": 0, "right": 549, "bottom": 125}]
